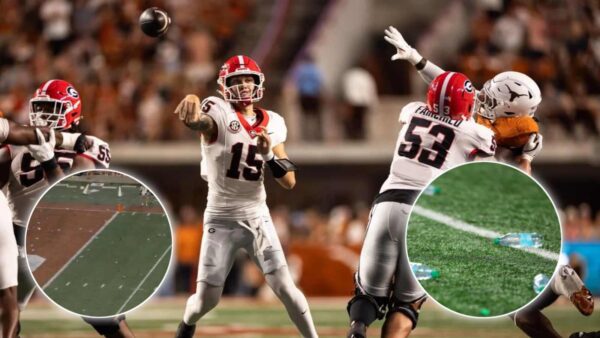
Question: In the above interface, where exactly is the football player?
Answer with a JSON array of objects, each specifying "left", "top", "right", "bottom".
[
  {"left": 384, "top": 26, "right": 543, "bottom": 174},
  {"left": 174, "top": 55, "right": 318, "bottom": 338},
  {"left": 0, "top": 117, "right": 84, "bottom": 338},
  {"left": 384, "top": 26, "right": 594, "bottom": 337},
  {"left": 0, "top": 79, "right": 135, "bottom": 338},
  {"left": 346, "top": 71, "right": 496, "bottom": 338}
]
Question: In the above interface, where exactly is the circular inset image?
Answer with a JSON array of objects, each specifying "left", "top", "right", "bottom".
[
  {"left": 25, "top": 169, "right": 173, "bottom": 317},
  {"left": 406, "top": 162, "right": 561, "bottom": 317}
]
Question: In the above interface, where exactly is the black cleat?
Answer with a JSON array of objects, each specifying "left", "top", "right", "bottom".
[
  {"left": 347, "top": 321, "right": 367, "bottom": 338},
  {"left": 175, "top": 321, "right": 196, "bottom": 338}
]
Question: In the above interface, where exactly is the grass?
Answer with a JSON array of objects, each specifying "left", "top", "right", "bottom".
[
  {"left": 407, "top": 162, "right": 561, "bottom": 316},
  {"left": 44, "top": 212, "right": 172, "bottom": 316},
  {"left": 18, "top": 297, "right": 600, "bottom": 338},
  {"left": 43, "top": 182, "right": 161, "bottom": 208}
]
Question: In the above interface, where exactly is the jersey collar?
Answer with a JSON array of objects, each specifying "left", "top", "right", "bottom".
[{"left": 236, "top": 108, "right": 270, "bottom": 138}]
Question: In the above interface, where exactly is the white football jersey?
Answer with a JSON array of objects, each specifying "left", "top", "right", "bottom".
[
  {"left": 380, "top": 102, "right": 496, "bottom": 192},
  {"left": 1, "top": 135, "right": 110, "bottom": 226},
  {"left": 200, "top": 96, "right": 287, "bottom": 220}
]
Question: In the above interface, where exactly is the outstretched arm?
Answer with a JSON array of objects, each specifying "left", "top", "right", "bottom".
[
  {"left": 384, "top": 26, "right": 444, "bottom": 84},
  {"left": 1, "top": 118, "right": 66, "bottom": 146},
  {"left": 174, "top": 94, "right": 217, "bottom": 140}
]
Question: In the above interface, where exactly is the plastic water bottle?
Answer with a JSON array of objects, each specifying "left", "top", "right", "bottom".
[
  {"left": 533, "top": 273, "right": 550, "bottom": 294},
  {"left": 422, "top": 185, "right": 441, "bottom": 196},
  {"left": 410, "top": 262, "right": 440, "bottom": 280},
  {"left": 493, "top": 233, "right": 542, "bottom": 248}
]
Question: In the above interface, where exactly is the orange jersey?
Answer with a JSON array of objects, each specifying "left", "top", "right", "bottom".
[{"left": 475, "top": 115, "right": 539, "bottom": 148}]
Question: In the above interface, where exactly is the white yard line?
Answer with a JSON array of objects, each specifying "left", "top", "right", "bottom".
[
  {"left": 412, "top": 205, "right": 560, "bottom": 261},
  {"left": 43, "top": 212, "right": 120, "bottom": 289},
  {"left": 115, "top": 244, "right": 172, "bottom": 315}
]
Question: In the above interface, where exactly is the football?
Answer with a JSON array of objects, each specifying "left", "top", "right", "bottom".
[{"left": 139, "top": 7, "right": 171, "bottom": 38}]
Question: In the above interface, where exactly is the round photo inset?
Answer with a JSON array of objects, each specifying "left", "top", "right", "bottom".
[
  {"left": 25, "top": 169, "right": 173, "bottom": 317},
  {"left": 406, "top": 162, "right": 561, "bottom": 317}
]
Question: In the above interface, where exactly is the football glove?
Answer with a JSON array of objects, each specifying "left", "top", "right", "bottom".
[
  {"left": 384, "top": 26, "right": 423, "bottom": 65},
  {"left": 27, "top": 129, "right": 56, "bottom": 163},
  {"left": 521, "top": 133, "right": 543, "bottom": 162}
]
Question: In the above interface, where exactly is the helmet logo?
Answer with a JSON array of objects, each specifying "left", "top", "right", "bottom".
[
  {"left": 67, "top": 86, "right": 79, "bottom": 98},
  {"left": 505, "top": 84, "right": 527, "bottom": 102},
  {"left": 464, "top": 80, "right": 473, "bottom": 93},
  {"left": 228, "top": 120, "right": 241, "bottom": 133}
]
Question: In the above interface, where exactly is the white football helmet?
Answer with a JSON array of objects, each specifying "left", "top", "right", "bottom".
[{"left": 477, "top": 71, "right": 541, "bottom": 120}]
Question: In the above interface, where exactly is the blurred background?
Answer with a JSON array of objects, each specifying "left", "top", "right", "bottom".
[{"left": 1, "top": 0, "right": 599, "bottom": 336}]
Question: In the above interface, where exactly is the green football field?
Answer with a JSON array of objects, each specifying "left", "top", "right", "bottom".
[
  {"left": 18, "top": 297, "right": 600, "bottom": 338},
  {"left": 44, "top": 181, "right": 161, "bottom": 208},
  {"left": 407, "top": 162, "right": 561, "bottom": 317},
  {"left": 44, "top": 212, "right": 172, "bottom": 316}
]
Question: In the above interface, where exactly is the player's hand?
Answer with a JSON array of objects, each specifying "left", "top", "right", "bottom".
[
  {"left": 174, "top": 94, "right": 202, "bottom": 129},
  {"left": 384, "top": 26, "right": 422, "bottom": 65},
  {"left": 27, "top": 128, "right": 56, "bottom": 163},
  {"left": 521, "top": 133, "right": 543, "bottom": 162},
  {"left": 256, "top": 126, "right": 272, "bottom": 157}
]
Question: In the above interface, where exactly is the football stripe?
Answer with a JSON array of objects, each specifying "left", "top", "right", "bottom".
[{"left": 438, "top": 72, "right": 455, "bottom": 116}]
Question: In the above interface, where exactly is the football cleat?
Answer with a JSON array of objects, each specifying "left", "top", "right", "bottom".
[{"left": 570, "top": 285, "right": 594, "bottom": 316}]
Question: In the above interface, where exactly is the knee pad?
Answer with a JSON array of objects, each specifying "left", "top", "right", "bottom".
[
  {"left": 387, "top": 295, "right": 427, "bottom": 330},
  {"left": 348, "top": 272, "right": 388, "bottom": 325}
]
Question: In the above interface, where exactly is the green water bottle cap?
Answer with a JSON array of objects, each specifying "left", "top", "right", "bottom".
[
  {"left": 480, "top": 308, "right": 491, "bottom": 316},
  {"left": 431, "top": 269, "right": 440, "bottom": 279},
  {"left": 493, "top": 238, "right": 500, "bottom": 245}
]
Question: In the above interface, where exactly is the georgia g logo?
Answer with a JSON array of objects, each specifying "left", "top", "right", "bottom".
[
  {"left": 66, "top": 86, "right": 79, "bottom": 98},
  {"left": 464, "top": 80, "right": 473, "bottom": 93},
  {"left": 228, "top": 120, "right": 241, "bottom": 133}
]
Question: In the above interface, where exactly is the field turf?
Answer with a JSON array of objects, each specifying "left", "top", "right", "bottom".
[
  {"left": 19, "top": 297, "right": 600, "bottom": 338},
  {"left": 407, "top": 162, "right": 561, "bottom": 316},
  {"left": 44, "top": 212, "right": 172, "bottom": 316}
]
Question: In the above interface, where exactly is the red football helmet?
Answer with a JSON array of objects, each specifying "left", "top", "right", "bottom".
[
  {"left": 217, "top": 55, "right": 265, "bottom": 103},
  {"left": 29, "top": 79, "right": 82, "bottom": 130},
  {"left": 426, "top": 72, "right": 475, "bottom": 120}
]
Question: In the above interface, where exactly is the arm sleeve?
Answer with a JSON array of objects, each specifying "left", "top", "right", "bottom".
[
  {"left": 471, "top": 125, "right": 496, "bottom": 157},
  {"left": 418, "top": 60, "right": 445, "bottom": 84},
  {"left": 269, "top": 113, "right": 287, "bottom": 147}
]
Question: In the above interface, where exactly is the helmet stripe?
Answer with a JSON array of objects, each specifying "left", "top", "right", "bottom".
[
  {"left": 438, "top": 72, "right": 455, "bottom": 116},
  {"left": 237, "top": 55, "right": 245, "bottom": 66},
  {"left": 41, "top": 79, "right": 57, "bottom": 95}
]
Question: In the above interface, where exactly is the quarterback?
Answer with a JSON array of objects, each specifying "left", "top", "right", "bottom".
[
  {"left": 347, "top": 71, "right": 496, "bottom": 338},
  {"left": 174, "top": 55, "right": 318, "bottom": 338},
  {"left": 384, "top": 25, "right": 594, "bottom": 338}
]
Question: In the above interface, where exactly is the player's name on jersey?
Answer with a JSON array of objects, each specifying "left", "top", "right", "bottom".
[{"left": 415, "top": 106, "right": 464, "bottom": 127}]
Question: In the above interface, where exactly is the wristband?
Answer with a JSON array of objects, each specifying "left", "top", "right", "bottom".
[
  {"left": 415, "top": 57, "right": 427, "bottom": 71},
  {"left": 261, "top": 150, "right": 274, "bottom": 162},
  {"left": 41, "top": 157, "right": 59, "bottom": 172}
]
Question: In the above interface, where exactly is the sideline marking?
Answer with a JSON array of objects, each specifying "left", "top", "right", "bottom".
[
  {"left": 412, "top": 205, "right": 559, "bottom": 261},
  {"left": 115, "top": 245, "right": 171, "bottom": 314},
  {"left": 42, "top": 212, "right": 119, "bottom": 289}
]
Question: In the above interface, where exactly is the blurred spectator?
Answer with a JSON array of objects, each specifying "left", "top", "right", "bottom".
[
  {"left": 0, "top": 1, "right": 255, "bottom": 141},
  {"left": 341, "top": 65, "right": 377, "bottom": 140},
  {"left": 292, "top": 54, "right": 324, "bottom": 141},
  {"left": 174, "top": 205, "right": 202, "bottom": 293}
]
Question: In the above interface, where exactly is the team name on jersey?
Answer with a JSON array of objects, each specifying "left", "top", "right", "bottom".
[{"left": 415, "top": 106, "right": 463, "bottom": 127}]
